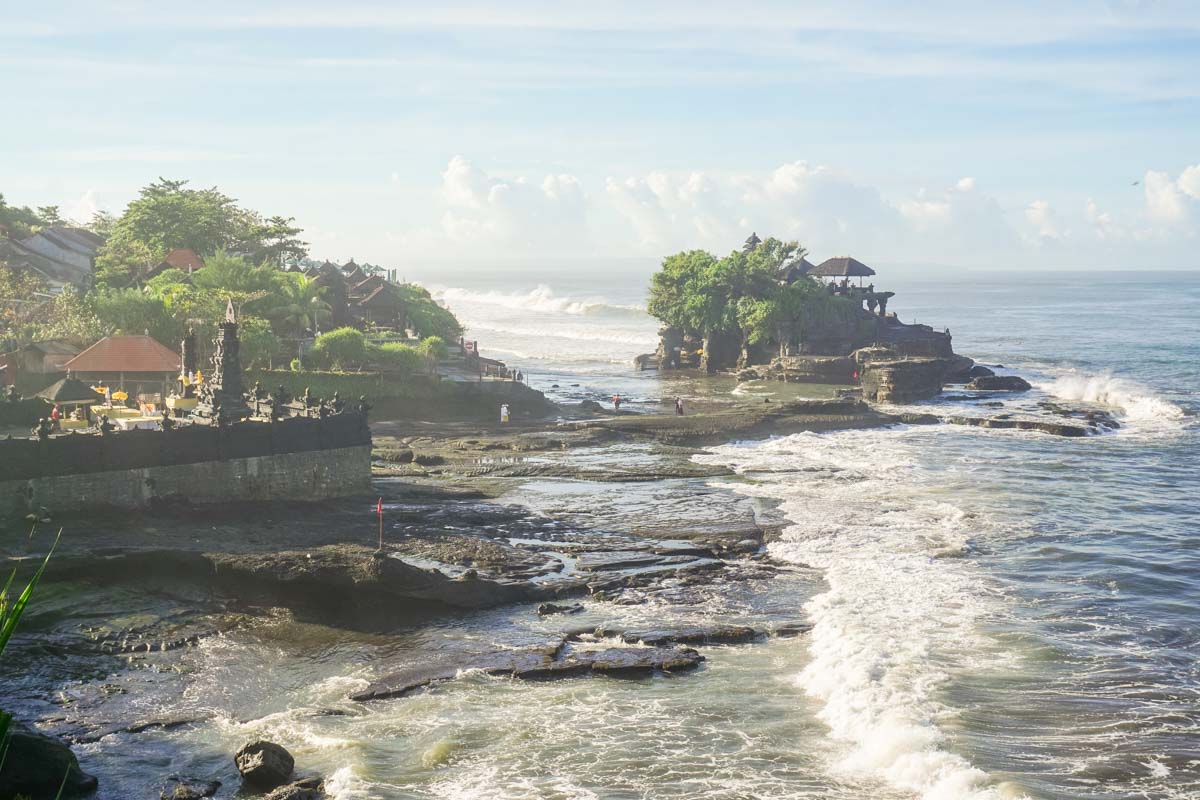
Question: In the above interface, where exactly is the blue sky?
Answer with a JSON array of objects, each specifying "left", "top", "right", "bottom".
[{"left": 2, "top": 1, "right": 1199, "bottom": 270}]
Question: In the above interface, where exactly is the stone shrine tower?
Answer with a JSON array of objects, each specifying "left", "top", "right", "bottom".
[{"left": 192, "top": 299, "right": 252, "bottom": 424}]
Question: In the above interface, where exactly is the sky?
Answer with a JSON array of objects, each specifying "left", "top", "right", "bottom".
[{"left": 2, "top": 0, "right": 1199, "bottom": 272}]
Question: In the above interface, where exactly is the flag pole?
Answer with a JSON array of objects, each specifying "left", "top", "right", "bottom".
[{"left": 377, "top": 497, "right": 383, "bottom": 551}]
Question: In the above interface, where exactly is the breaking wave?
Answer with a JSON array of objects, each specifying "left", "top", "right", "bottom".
[
  {"left": 436, "top": 285, "right": 646, "bottom": 319},
  {"left": 1039, "top": 373, "right": 1185, "bottom": 424},
  {"left": 697, "top": 430, "right": 1024, "bottom": 800}
]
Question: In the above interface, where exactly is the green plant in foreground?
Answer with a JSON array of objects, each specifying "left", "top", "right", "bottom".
[{"left": 0, "top": 530, "right": 60, "bottom": 775}]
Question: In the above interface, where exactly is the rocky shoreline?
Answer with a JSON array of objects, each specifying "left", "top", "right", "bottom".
[{"left": 0, "top": 371, "right": 1128, "bottom": 797}]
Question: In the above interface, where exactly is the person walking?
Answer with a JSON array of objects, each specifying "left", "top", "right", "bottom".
[
  {"left": 50, "top": 403, "right": 61, "bottom": 431},
  {"left": 613, "top": 394, "right": 621, "bottom": 411},
  {"left": 675, "top": 397, "right": 684, "bottom": 416}
]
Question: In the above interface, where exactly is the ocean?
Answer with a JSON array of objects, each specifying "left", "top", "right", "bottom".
[{"left": 420, "top": 266, "right": 1200, "bottom": 799}]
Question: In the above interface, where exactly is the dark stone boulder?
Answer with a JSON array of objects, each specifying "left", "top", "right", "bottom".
[
  {"left": 235, "top": 740, "right": 295, "bottom": 790},
  {"left": 965, "top": 375, "right": 1032, "bottom": 392},
  {"left": 161, "top": 776, "right": 221, "bottom": 800},
  {"left": 968, "top": 365, "right": 996, "bottom": 379},
  {"left": 945, "top": 416, "right": 1088, "bottom": 437},
  {"left": 537, "top": 602, "right": 584, "bottom": 616},
  {"left": 576, "top": 646, "right": 703, "bottom": 675},
  {"left": 618, "top": 625, "right": 758, "bottom": 647},
  {"left": 0, "top": 724, "right": 98, "bottom": 797},
  {"left": 351, "top": 641, "right": 702, "bottom": 701},
  {"left": 265, "top": 776, "right": 327, "bottom": 800},
  {"left": 579, "top": 400, "right": 606, "bottom": 413}
]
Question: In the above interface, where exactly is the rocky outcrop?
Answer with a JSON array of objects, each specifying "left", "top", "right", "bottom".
[
  {"left": 746, "top": 356, "right": 856, "bottom": 384},
  {"left": 0, "top": 723, "right": 98, "bottom": 797},
  {"left": 351, "top": 641, "right": 704, "bottom": 702},
  {"left": 235, "top": 740, "right": 295, "bottom": 790},
  {"left": 944, "top": 416, "right": 1088, "bottom": 437},
  {"left": 966, "top": 375, "right": 1032, "bottom": 392},
  {"left": 265, "top": 777, "right": 327, "bottom": 800},
  {"left": 161, "top": 776, "right": 221, "bottom": 799},
  {"left": 859, "top": 358, "right": 948, "bottom": 403}
]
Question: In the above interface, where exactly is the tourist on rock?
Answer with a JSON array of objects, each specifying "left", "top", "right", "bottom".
[
  {"left": 500, "top": 403, "right": 510, "bottom": 423},
  {"left": 675, "top": 397, "right": 684, "bottom": 416},
  {"left": 613, "top": 394, "right": 621, "bottom": 411}
]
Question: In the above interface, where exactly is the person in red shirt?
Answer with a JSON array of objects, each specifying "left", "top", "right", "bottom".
[{"left": 50, "top": 404, "right": 61, "bottom": 430}]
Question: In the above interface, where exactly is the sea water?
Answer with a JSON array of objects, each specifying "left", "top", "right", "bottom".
[{"left": 422, "top": 267, "right": 1199, "bottom": 799}]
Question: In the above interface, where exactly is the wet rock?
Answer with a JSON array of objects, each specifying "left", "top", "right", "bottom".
[
  {"left": 265, "top": 776, "right": 327, "bottom": 800},
  {"left": 579, "top": 399, "right": 606, "bottom": 413},
  {"left": 352, "top": 641, "right": 702, "bottom": 701},
  {"left": 898, "top": 412, "right": 940, "bottom": 425},
  {"left": 773, "top": 622, "right": 814, "bottom": 638},
  {"left": 413, "top": 453, "right": 446, "bottom": 466},
  {"left": 161, "top": 776, "right": 220, "bottom": 799},
  {"left": 576, "top": 645, "right": 703, "bottom": 675},
  {"left": 575, "top": 551, "right": 670, "bottom": 571},
  {"left": 537, "top": 602, "right": 584, "bottom": 616},
  {"left": 968, "top": 365, "right": 995, "bottom": 379},
  {"left": 614, "top": 625, "right": 759, "bottom": 647},
  {"left": 945, "top": 416, "right": 1088, "bottom": 437},
  {"left": 0, "top": 724, "right": 99, "bottom": 797},
  {"left": 965, "top": 375, "right": 1032, "bottom": 392},
  {"left": 235, "top": 740, "right": 295, "bottom": 790}
]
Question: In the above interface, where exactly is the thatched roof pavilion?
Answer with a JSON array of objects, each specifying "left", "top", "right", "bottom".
[{"left": 808, "top": 256, "right": 876, "bottom": 286}]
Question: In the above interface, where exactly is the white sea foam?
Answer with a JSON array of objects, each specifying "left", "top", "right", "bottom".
[
  {"left": 437, "top": 284, "right": 645, "bottom": 319},
  {"left": 1039, "top": 372, "right": 1184, "bottom": 424},
  {"left": 698, "top": 429, "right": 1022, "bottom": 800}
]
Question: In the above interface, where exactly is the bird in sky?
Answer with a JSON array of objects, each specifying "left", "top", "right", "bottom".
[{"left": 1132, "top": 180, "right": 1140, "bottom": 186}]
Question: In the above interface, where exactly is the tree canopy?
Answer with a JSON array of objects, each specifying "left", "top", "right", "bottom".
[
  {"left": 647, "top": 236, "right": 866, "bottom": 359},
  {"left": 93, "top": 178, "right": 309, "bottom": 288}
]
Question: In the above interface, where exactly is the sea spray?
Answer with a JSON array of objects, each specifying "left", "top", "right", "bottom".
[
  {"left": 1039, "top": 372, "right": 1185, "bottom": 424},
  {"left": 698, "top": 429, "right": 1023, "bottom": 800}
]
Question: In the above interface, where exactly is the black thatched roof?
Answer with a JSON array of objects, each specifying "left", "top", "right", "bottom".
[
  {"left": 781, "top": 257, "right": 817, "bottom": 283},
  {"left": 36, "top": 376, "right": 97, "bottom": 403},
  {"left": 808, "top": 256, "right": 876, "bottom": 277}
]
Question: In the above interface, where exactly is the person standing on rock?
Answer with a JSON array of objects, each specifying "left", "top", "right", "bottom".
[
  {"left": 500, "top": 403, "right": 510, "bottom": 424},
  {"left": 613, "top": 394, "right": 621, "bottom": 411},
  {"left": 675, "top": 397, "right": 684, "bottom": 416}
]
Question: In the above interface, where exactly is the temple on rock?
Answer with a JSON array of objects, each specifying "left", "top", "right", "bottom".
[{"left": 642, "top": 236, "right": 976, "bottom": 403}]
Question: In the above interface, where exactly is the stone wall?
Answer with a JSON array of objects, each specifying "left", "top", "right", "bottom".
[{"left": 0, "top": 445, "right": 370, "bottom": 518}]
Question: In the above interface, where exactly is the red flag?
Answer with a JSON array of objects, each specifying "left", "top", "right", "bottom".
[{"left": 376, "top": 497, "right": 383, "bottom": 515}]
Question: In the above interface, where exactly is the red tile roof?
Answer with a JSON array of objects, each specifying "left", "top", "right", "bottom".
[
  {"left": 64, "top": 335, "right": 181, "bottom": 374},
  {"left": 161, "top": 248, "right": 205, "bottom": 272}
]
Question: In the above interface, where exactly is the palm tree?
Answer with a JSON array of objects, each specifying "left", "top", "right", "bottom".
[{"left": 267, "top": 274, "right": 330, "bottom": 338}]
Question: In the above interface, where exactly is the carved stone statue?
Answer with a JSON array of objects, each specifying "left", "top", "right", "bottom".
[{"left": 743, "top": 232, "right": 761, "bottom": 253}]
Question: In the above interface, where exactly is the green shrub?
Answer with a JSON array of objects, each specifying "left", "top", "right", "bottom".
[
  {"left": 311, "top": 327, "right": 367, "bottom": 370},
  {"left": 372, "top": 342, "right": 423, "bottom": 376}
]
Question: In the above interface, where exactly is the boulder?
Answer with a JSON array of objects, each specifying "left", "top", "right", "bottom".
[
  {"left": 965, "top": 375, "right": 1032, "bottom": 392},
  {"left": 579, "top": 400, "right": 606, "bottom": 413},
  {"left": 537, "top": 602, "right": 584, "bottom": 616},
  {"left": 161, "top": 776, "right": 221, "bottom": 800},
  {"left": 235, "top": 740, "right": 295, "bottom": 789},
  {"left": 265, "top": 776, "right": 327, "bottom": 800},
  {"left": 968, "top": 365, "right": 996, "bottom": 379},
  {"left": 0, "top": 724, "right": 98, "bottom": 797}
]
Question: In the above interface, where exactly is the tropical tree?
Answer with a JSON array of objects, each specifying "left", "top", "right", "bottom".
[{"left": 265, "top": 273, "right": 330, "bottom": 338}]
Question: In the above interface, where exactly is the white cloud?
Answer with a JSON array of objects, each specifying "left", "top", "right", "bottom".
[
  {"left": 437, "top": 156, "right": 588, "bottom": 251},
  {"left": 1178, "top": 164, "right": 1200, "bottom": 200},
  {"left": 1025, "top": 199, "right": 1062, "bottom": 240},
  {"left": 1143, "top": 169, "right": 1189, "bottom": 226},
  {"left": 411, "top": 155, "right": 1200, "bottom": 267}
]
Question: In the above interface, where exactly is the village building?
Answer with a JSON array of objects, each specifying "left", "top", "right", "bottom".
[
  {"left": 62, "top": 334, "right": 181, "bottom": 402},
  {"left": 18, "top": 226, "right": 103, "bottom": 286},
  {"left": 355, "top": 284, "right": 406, "bottom": 329},
  {"left": 0, "top": 236, "right": 82, "bottom": 291},
  {"left": 144, "top": 248, "right": 205, "bottom": 281},
  {"left": 0, "top": 340, "right": 81, "bottom": 392}
]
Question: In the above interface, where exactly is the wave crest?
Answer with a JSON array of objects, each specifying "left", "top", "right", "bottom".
[
  {"left": 436, "top": 284, "right": 646, "bottom": 319},
  {"left": 1040, "top": 373, "right": 1185, "bottom": 423}
]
